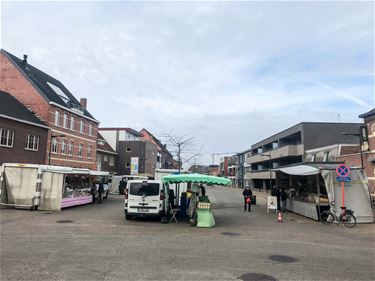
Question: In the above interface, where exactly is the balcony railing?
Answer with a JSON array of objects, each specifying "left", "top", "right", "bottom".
[{"left": 246, "top": 144, "right": 303, "bottom": 164}]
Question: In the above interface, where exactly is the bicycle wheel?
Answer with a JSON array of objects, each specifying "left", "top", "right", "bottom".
[
  {"left": 320, "top": 211, "right": 334, "bottom": 225},
  {"left": 343, "top": 214, "right": 357, "bottom": 228}
]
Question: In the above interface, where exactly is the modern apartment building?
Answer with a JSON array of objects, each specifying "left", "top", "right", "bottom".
[
  {"left": 246, "top": 122, "right": 362, "bottom": 191},
  {"left": 0, "top": 50, "right": 99, "bottom": 169},
  {"left": 99, "top": 128, "right": 157, "bottom": 176}
]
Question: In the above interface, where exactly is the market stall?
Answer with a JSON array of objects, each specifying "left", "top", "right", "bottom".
[
  {"left": 275, "top": 163, "right": 373, "bottom": 223},
  {"left": 0, "top": 163, "right": 109, "bottom": 211},
  {"left": 162, "top": 173, "right": 232, "bottom": 228}
]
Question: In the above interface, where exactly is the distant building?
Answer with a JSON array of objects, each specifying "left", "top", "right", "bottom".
[
  {"left": 0, "top": 91, "right": 49, "bottom": 165},
  {"left": 0, "top": 50, "right": 99, "bottom": 169},
  {"left": 99, "top": 128, "right": 157, "bottom": 176},
  {"left": 246, "top": 122, "right": 362, "bottom": 191},
  {"left": 96, "top": 132, "right": 117, "bottom": 174},
  {"left": 228, "top": 155, "right": 236, "bottom": 185},
  {"left": 219, "top": 156, "right": 230, "bottom": 177},
  {"left": 208, "top": 165, "right": 220, "bottom": 176},
  {"left": 188, "top": 165, "right": 209, "bottom": 174},
  {"left": 139, "top": 128, "right": 174, "bottom": 169}
]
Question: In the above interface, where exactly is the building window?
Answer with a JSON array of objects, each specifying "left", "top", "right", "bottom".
[
  {"left": 25, "top": 134, "right": 39, "bottom": 151},
  {"left": 96, "top": 154, "right": 102, "bottom": 164},
  {"left": 0, "top": 129, "right": 14, "bottom": 147},
  {"left": 125, "top": 162, "right": 130, "bottom": 168},
  {"left": 54, "top": 110, "right": 60, "bottom": 126},
  {"left": 89, "top": 123, "right": 93, "bottom": 136},
  {"left": 51, "top": 138, "right": 58, "bottom": 153},
  {"left": 126, "top": 147, "right": 131, "bottom": 152},
  {"left": 109, "top": 156, "right": 114, "bottom": 166},
  {"left": 61, "top": 139, "right": 66, "bottom": 154},
  {"left": 78, "top": 143, "right": 83, "bottom": 157},
  {"left": 80, "top": 120, "right": 84, "bottom": 134},
  {"left": 104, "top": 155, "right": 108, "bottom": 162},
  {"left": 63, "top": 113, "right": 68, "bottom": 128},
  {"left": 68, "top": 141, "right": 73, "bottom": 156},
  {"left": 87, "top": 145, "right": 92, "bottom": 158},
  {"left": 70, "top": 116, "right": 75, "bottom": 131}
]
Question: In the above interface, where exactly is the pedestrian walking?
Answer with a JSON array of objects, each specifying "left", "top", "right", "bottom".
[
  {"left": 276, "top": 187, "right": 281, "bottom": 211},
  {"left": 91, "top": 180, "right": 96, "bottom": 204},
  {"left": 242, "top": 187, "right": 253, "bottom": 212},
  {"left": 281, "top": 188, "right": 287, "bottom": 212},
  {"left": 98, "top": 180, "right": 104, "bottom": 203}
]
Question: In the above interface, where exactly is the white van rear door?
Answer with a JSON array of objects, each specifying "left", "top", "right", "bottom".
[{"left": 128, "top": 182, "right": 160, "bottom": 213}]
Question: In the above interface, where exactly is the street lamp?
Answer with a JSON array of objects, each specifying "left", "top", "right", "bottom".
[
  {"left": 261, "top": 153, "right": 272, "bottom": 193},
  {"left": 48, "top": 134, "right": 65, "bottom": 165}
]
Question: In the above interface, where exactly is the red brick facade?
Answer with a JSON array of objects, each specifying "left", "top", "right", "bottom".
[
  {"left": 0, "top": 52, "right": 98, "bottom": 169},
  {"left": 337, "top": 115, "right": 375, "bottom": 194}
]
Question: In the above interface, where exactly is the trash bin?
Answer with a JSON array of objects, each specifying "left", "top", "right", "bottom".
[{"left": 251, "top": 195, "right": 256, "bottom": 205}]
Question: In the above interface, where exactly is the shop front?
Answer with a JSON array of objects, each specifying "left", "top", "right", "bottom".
[{"left": 275, "top": 164, "right": 373, "bottom": 223}]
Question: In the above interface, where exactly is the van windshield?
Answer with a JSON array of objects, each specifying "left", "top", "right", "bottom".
[{"left": 129, "top": 183, "right": 160, "bottom": 196}]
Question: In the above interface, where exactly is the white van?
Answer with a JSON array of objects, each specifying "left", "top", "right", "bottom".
[{"left": 124, "top": 180, "right": 167, "bottom": 220}]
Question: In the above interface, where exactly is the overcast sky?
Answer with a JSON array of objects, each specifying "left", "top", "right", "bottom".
[{"left": 1, "top": 1, "right": 374, "bottom": 166}]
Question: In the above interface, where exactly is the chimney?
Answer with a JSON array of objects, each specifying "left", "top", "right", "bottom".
[
  {"left": 80, "top": 98, "right": 87, "bottom": 109},
  {"left": 22, "top": 54, "right": 28, "bottom": 66}
]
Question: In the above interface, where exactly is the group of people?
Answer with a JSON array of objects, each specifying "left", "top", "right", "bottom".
[{"left": 242, "top": 186, "right": 288, "bottom": 212}]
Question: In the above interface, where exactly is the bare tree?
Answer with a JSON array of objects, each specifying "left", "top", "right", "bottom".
[{"left": 164, "top": 133, "right": 202, "bottom": 172}]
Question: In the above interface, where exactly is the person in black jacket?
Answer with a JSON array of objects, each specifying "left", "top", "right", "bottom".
[
  {"left": 280, "top": 188, "right": 287, "bottom": 212},
  {"left": 242, "top": 187, "right": 253, "bottom": 212}
]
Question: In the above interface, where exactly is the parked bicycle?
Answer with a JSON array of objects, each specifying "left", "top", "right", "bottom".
[{"left": 320, "top": 201, "right": 356, "bottom": 228}]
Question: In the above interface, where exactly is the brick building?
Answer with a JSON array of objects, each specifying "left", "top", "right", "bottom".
[
  {"left": 337, "top": 109, "right": 375, "bottom": 194},
  {"left": 139, "top": 128, "right": 174, "bottom": 169},
  {"left": 0, "top": 91, "right": 49, "bottom": 165},
  {"left": 0, "top": 50, "right": 99, "bottom": 169},
  {"left": 96, "top": 132, "right": 117, "bottom": 174},
  {"left": 219, "top": 156, "right": 230, "bottom": 177}
]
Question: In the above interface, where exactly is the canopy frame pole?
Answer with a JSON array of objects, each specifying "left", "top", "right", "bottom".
[{"left": 317, "top": 173, "right": 321, "bottom": 220}]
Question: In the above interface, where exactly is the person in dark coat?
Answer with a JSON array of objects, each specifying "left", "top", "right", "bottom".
[
  {"left": 119, "top": 178, "right": 127, "bottom": 195},
  {"left": 242, "top": 187, "right": 253, "bottom": 212},
  {"left": 275, "top": 187, "right": 281, "bottom": 211},
  {"left": 280, "top": 188, "right": 287, "bottom": 212},
  {"left": 98, "top": 180, "right": 104, "bottom": 203}
]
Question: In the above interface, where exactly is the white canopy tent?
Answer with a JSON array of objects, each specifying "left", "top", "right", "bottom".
[{"left": 276, "top": 164, "right": 373, "bottom": 223}]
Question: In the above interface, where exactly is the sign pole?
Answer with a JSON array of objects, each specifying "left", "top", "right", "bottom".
[{"left": 341, "top": 181, "right": 345, "bottom": 209}]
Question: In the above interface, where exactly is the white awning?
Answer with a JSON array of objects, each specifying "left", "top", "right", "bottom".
[{"left": 278, "top": 165, "right": 320, "bottom": 176}]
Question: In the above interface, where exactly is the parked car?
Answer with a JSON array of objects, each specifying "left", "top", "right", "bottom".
[{"left": 124, "top": 180, "right": 168, "bottom": 220}]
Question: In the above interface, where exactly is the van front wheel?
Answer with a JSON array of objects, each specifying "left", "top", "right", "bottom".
[{"left": 125, "top": 213, "right": 132, "bottom": 220}]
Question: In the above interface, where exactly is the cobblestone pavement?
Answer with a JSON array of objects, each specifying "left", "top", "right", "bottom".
[{"left": 1, "top": 186, "right": 374, "bottom": 281}]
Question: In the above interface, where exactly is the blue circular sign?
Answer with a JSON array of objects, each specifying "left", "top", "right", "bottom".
[{"left": 336, "top": 164, "right": 350, "bottom": 177}]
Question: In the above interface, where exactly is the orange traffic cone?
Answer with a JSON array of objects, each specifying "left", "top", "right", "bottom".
[{"left": 277, "top": 211, "right": 283, "bottom": 223}]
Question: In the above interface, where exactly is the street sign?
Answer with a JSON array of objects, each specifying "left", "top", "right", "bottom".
[
  {"left": 336, "top": 177, "right": 351, "bottom": 182},
  {"left": 336, "top": 164, "right": 350, "bottom": 178}
]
